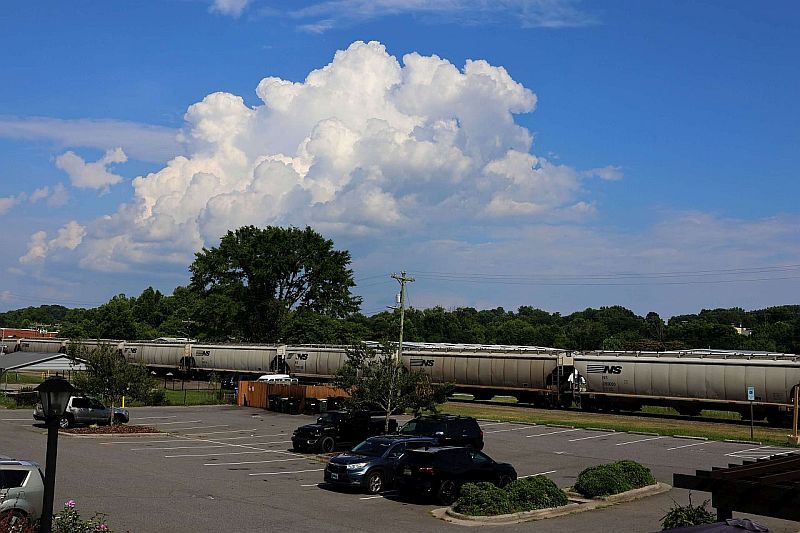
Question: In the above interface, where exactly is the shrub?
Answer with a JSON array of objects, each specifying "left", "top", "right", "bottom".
[
  {"left": 574, "top": 460, "right": 656, "bottom": 498},
  {"left": 505, "top": 476, "right": 568, "bottom": 510},
  {"left": 453, "top": 482, "right": 516, "bottom": 516},
  {"left": 661, "top": 495, "right": 716, "bottom": 530},
  {"left": 453, "top": 476, "right": 570, "bottom": 516},
  {"left": 53, "top": 500, "right": 112, "bottom": 532}
]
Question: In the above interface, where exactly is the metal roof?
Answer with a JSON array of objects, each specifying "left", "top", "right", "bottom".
[{"left": 0, "top": 351, "right": 85, "bottom": 371}]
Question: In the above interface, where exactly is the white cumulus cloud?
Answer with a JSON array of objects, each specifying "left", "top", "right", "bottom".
[
  {"left": 55, "top": 147, "right": 127, "bottom": 191},
  {"left": 210, "top": 0, "right": 250, "bottom": 17},
  {"left": 20, "top": 221, "right": 86, "bottom": 264},
  {"left": 22, "top": 41, "right": 612, "bottom": 273}
]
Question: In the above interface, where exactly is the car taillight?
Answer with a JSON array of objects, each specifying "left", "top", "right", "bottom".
[{"left": 418, "top": 467, "right": 435, "bottom": 475}]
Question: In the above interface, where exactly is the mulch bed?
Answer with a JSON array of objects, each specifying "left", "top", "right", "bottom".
[{"left": 61, "top": 425, "right": 159, "bottom": 434}]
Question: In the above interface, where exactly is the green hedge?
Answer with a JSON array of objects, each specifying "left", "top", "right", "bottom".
[
  {"left": 453, "top": 476, "right": 568, "bottom": 516},
  {"left": 574, "top": 460, "right": 656, "bottom": 498}
]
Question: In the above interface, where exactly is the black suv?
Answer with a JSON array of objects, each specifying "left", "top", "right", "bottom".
[
  {"left": 324, "top": 435, "right": 437, "bottom": 494},
  {"left": 394, "top": 446, "right": 516, "bottom": 505},
  {"left": 399, "top": 415, "right": 484, "bottom": 450}
]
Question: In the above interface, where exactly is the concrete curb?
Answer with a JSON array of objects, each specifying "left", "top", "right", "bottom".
[
  {"left": 723, "top": 439, "right": 761, "bottom": 445},
  {"left": 627, "top": 431, "right": 660, "bottom": 436},
  {"left": 545, "top": 424, "right": 574, "bottom": 429},
  {"left": 584, "top": 427, "right": 616, "bottom": 432},
  {"left": 434, "top": 483, "right": 672, "bottom": 526},
  {"left": 673, "top": 435, "right": 708, "bottom": 441}
]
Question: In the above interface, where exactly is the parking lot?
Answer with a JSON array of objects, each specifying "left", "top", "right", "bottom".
[{"left": 2, "top": 405, "right": 800, "bottom": 532}]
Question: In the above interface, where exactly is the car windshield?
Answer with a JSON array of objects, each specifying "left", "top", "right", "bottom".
[
  {"left": 351, "top": 439, "right": 392, "bottom": 457},
  {"left": 400, "top": 419, "right": 442, "bottom": 435},
  {"left": 317, "top": 413, "right": 340, "bottom": 424}
]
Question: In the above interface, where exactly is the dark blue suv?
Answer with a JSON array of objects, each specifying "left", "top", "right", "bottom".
[{"left": 324, "top": 435, "right": 437, "bottom": 494}]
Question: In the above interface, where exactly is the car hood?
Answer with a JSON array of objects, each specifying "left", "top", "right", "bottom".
[
  {"left": 329, "top": 453, "right": 373, "bottom": 465},
  {"left": 296, "top": 423, "right": 327, "bottom": 434}
]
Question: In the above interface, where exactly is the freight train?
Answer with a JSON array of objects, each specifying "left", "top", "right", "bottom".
[{"left": 5, "top": 337, "right": 799, "bottom": 425}]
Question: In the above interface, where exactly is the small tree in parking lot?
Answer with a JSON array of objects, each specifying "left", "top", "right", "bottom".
[
  {"left": 68, "top": 342, "right": 157, "bottom": 424},
  {"left": 333, "top": 342, "right": 453, "bottom": 432}
]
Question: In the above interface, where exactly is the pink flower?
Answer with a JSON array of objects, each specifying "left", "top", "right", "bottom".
[
  {"left": 65, "top": 500, "right": 76, "bottom": 508},
  {"left": 96, "top": 525, "right": 109, "bottom": 531}
]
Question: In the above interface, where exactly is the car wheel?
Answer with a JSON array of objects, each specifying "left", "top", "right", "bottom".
[
  {"left": 366, "top": 470, "right": 384, "bottom": 494},
  {"left": 113, "top": 414, "right": 127, "bottom": 425},
  {"left": 437, "top": 479, "right": 460, "bottom": 505},
  {"left": 498, "top": 474, "right": 513, "bottom": 488},
  {"left": 320, "top": 437, "right": 335, "bottom": 453},
  {"left": 0, "top": 509, "right": 29, "bottom": 530},
  {"left": 59, "top": 415, "right": 72, "bottom": 429},
  {"left": 473, "top": 440, "right": 484, "bottom": 451}
]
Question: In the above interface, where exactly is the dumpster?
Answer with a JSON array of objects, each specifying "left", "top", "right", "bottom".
[
  {"left": 304, "top": 399, "right": 320, "bottom": 415},
  {"left": 288, "top": 398, "right": 301, "bottom": 415},
  {"left": 279, "top": 397, "right": 290, "bottom": 413},
  {"left": 318, "top": 399, "right": 328, "bottom": 413},
  {"left": 268, "top": 395, "right": 280, "bottom": 411}
]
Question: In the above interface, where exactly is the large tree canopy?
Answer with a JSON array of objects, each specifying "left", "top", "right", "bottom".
[{"left": 189, "top": 225, "right": 361, "bottom": 342}]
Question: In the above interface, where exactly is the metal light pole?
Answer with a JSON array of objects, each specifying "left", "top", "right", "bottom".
[{"left": 34, "top": 376, "right": 74, "bottom": 533}]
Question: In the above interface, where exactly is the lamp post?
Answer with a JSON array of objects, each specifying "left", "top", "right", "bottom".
[{"left": 34, "top": 376, "right": 74, "bottom": 533}]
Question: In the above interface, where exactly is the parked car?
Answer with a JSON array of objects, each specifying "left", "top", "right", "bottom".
[
  {"left": 33, "top": 395, "right": 129, "bottom": 428},
  {"left": 292, "top": 410, "right": 398, "bottom": 453},
  {"left": 324, "top": 435, "right": 437, "bottom": 494},
  {"left": 394, "top": 446, "right": 516, "bottom": 505},
  {"left": 0, "top": 460, "right": 44, "bottom": 527},
  {"left": 398, "top": 415, "right": 484, "bottom": 450}
]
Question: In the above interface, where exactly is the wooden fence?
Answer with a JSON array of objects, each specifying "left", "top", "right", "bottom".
[{"left": 237, "top": 381, "right": 348, "bottom": 413}]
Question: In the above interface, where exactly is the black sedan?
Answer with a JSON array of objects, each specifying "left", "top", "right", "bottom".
[
  {"left": 324, "top": 435, "right": 437, "bottom": 494},
  {"left": 394, "top": 446, "right": 517, "bottom": 505}
]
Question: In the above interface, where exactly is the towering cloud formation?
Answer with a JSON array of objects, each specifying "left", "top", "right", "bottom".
[{"left": 27, "top": 41, "right": 599, "bottom": 269}]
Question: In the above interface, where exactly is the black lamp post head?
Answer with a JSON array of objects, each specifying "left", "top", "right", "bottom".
[{"left": 34, "top": 376, "right": 75, "bottom": 419}]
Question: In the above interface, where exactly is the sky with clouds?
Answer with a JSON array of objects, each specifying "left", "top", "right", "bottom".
[{"left": 1, "top": 0, "right": 798, "bottom": 317}]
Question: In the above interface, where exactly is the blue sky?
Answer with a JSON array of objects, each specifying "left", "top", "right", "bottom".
[{"left": 1, "top": 0, "right": 798, "bottom": 317}]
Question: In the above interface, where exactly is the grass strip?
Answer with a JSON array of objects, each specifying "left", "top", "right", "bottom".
[{"left": 440, "top": 402, "right": 798, "bottom": 448}]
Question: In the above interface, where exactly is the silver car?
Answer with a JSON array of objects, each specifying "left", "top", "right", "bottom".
[
  {"left": 34, "top": 395, "right": 129, "bottom": 428},
  {"left": 0, "top": 460, "right": 44, "bottom": 527}
]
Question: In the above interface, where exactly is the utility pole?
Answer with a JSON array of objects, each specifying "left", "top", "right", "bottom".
[{"left": 391, "top": 271, "right": 414, "bottom": 362}]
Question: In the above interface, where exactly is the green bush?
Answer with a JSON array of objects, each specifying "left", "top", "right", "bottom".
[
  {"left": 574, "top": 460, "right": 656, "bottom": 498},
  {"left": 453, "top": 476, "right": 569, "bottom": 516},
  {"left": 661, "top": 495, "right": 716, "bottom": 530},
  {"left": 506, "top": 476, "right": 568, "bottom": 510},
  {"left": 454, "top": 482, "right": 516, "bottom": 516}
]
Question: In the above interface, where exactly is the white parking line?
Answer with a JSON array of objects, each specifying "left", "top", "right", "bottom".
[
  {"left": 479, "top": 422, "right": 508, "bottom": 427},
  {"left": 524, "top": 429, "right": 580, "bottom": 438},
  {"left": 485, "top": 426, "right": 536, "bottom": 434},
  {"left": 210, "top": 433, "right": 287, "bottom": 441},
  {"left": 1, "top": 418, "right": 33, "bottom": 421},
  {"left": 520, "top": 470, "right": 557, "bottom": 478},
  {"left": 166, "top": 450, "right": 285, "bottom": 458},
  {"left": 137, "top": 441, "right": 290, "bottom": 451},
  {"left": 100, "top": 438, "right": 181, "bottom": 445},
  {"left": 568, "top": 433, "right": 610, "bottom": 442},
  {"left": 166, "top": 424, "right": 230, "bottom": 431},
  {"left": 724, "top": 446, "right": 770, "bottom": 457},
  {"left": 667, "top": 441, "right": 708, "bottom": 451},
  {"left": 205, "top": 457, "right": 307, "bottom": 466},
  {"left": 131, "top": 416, "right": 177, "bottom": 420},
  {"left": 616, "top": 436, "right": 665, "bottom": 446},
  {"left": 148, "top": 420, "right": 203, "bottom": 425},
  {"left": 182, "top": 428, "right": 259, "bottom": 436},
  {"left": 248, "top": 468, "right": 323, "bottom": 476}
]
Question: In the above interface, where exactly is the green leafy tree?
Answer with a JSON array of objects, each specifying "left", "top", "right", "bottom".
[
  {"left": 68, "top": 343, "right": 157, "bottom": 423},
  {"left": 333, "top": 342, "right": 453, "bottom": 432},
  {"left": 189, "top": 225, "right": 361, "bottom": 342}
]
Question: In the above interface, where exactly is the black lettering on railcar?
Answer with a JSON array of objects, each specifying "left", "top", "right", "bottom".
[
  {"left": 410, "top": 359, "right": 435, "bottom": 367},
  {"left": 194, "top": 350, "right": 211, "bottom": 357},
  {"left": 586, "top": 364, "right": 622, "bottom": 374}
]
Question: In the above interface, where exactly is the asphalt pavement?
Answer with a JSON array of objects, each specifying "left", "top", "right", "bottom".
[{"left": 1, "top": 405, "right": 799, "bottom": 532}]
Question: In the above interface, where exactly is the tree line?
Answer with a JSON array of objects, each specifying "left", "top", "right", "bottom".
[{"left": 1, "top": 225, "right": 799, "bottom": 353}]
